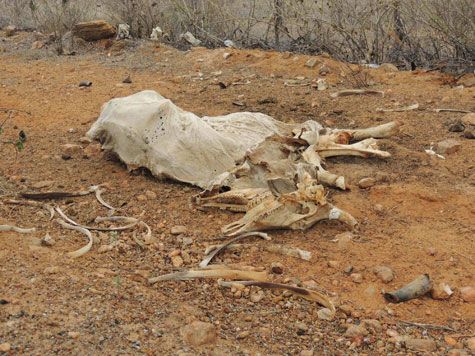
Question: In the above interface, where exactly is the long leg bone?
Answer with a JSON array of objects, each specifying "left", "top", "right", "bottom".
[{"left": 0, "top": 225, "right": 36, "bottom": 234}]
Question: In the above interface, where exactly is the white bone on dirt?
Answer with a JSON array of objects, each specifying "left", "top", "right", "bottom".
[{"left": 87, "top": 91, "right": 401, "bottom": 234}]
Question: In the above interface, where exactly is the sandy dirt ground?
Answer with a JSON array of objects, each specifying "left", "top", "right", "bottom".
[{"left": 1, "top": 31, "right": 474, "bottom": 355}]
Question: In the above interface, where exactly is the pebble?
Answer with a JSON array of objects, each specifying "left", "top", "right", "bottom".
[
  {"left": 44, "top": 266, "right": 60, "bottom": 274},
  {"left": 448, "top": 122, "right": 465, "bottom": 132},
  {"left": 32, "top": 180, "right": 54, "bottom": 189},
  {"left": 237, "top": 330, "right": 250, "bottom": 339},
  {"left": 79, "top": 136, "right": 92, "bottom": 144},
  {"left": 344, "top": 265, "right": 354, "bottom": 274},
  {"left": 358, "top": 177, "right": 376, "bottom": 189},
  {"left": 83, "top": 143, "right": 102, "bottom": 157},
  {"left": 137, "top": 195, "right": 148, "bottom": 201},
  {"left": 0, "top": 343, "right": 11, "bottom": 352},
  {"left": 435, "top": 139, "right": 461, "bottom": 154},
  {"left": 182, "top": 321, "right": 216, "bottom": 346},
  {"left": 351, "top": 273, "right": 363, "bottom": 283},
  {"left": 171, "top": 256, "right": 184, "bottom": 268},
  {"left": 447, "top": 349, "right": 468, "bottom": 356},
  {"left": 300, "top": 350, "right": 314, "bottom": 356},
  {"left": 68, "top": 331, "right": 80, "bottom": 339},
  {"left": 361, "top": 319, "right": 382, "bottom": 333},
  {"left": 460, "top": 286, "right": 475, "bottom": 302},
  {"left": 98, "top": 245, "right": 113, "bottom": 253},
  {"left": 344, "top": 325, "right": 368, "bottom": 337},
  {"left": 373, "top": 266, "right": 394, "bottom": 283},
  {"left": 339, "top": 304, "right": 353, "bottom": 316},
  {"left": 60, "top": 144, "right": 83, "bottom": 153},
  {"left": 464, "top": 130, "right": 475, "bottom": 139},
  {"left": 379, "top": 63, "right": 399, "bottom": 72},
  {"left": 405, "top": 338, "right": 437, "bottom": 352},
  {"left": 168, "top": 249, "right": 181, "bottom": 258},
  {"left": 305, "top": 58, "right": 318, "bottom": 68},
  {"left": 327, "top": 260, "right": 340, "bottom": 268},
  {"left": 461, "top": 113, "right": 475, "bottom": 126},
  {"left": 317, "top": 308, "right": 334, "bottom": 321},
  {"left": 271, "top": 262, "right": 284, "bottom": 274},
  {"left": 42, "top": 233, "right": 55, "bottom": 246},
  {"left": 171, "top": 225, "right": 187, "bottom": 235},
  {"left": 127, "top": 332, "right": 139, "bottom": 342},
  {"left": 444, "top": 336, "right": 458, "bottom": 347},
  {"left": 431, "top": 282, "right": 453, "bottom": 300},
  {"left": 250, "top": 293, "right": 264, "bottom": 303},
  {"left": 145, "top": 190, "right": 157, "bottom": 199},
  {"left": 467, "top": 337, "right": 475, "bottom": 351}
]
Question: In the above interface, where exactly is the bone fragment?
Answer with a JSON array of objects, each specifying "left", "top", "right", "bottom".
[
  {"left": 434, "top": 109, "right": 472, "bottom": 113},
  {"left": 148, "top": 269, "right": 268, "bottom": 284},
  {"left": 217, "top": 280, "right": 335, "bottom": 313},
  {"left": 93, "top": 186, "right": 116, "bottom": 211},
  {"left": 56, "top": 218, "right": 93, "bottom": 258},
  {"left": 205, "top": 243, "right": 312, "bottom": 261},
  {"left": 200, "top": 232, "right": 271, "bottom": 267},
  {"left": 376, "top": 104, "right": 419, "bottom": 112},
  {"left": 347, "top": 121, "right": 403, "bottom": 140},
  {"left": 55, "top": 208, "right": 139, "bottom": 231},
  {"left": 0, "top": 225, "right": 36, "bottom": 234},
  {"left": 21, "top": 185, "right": 99, "bottom": 199},
  {"left": 331, "top": 89, "right": 384, "bottom": 98},
  {"left": 384, "top": 274, "right": 432, "bottom": 303}
]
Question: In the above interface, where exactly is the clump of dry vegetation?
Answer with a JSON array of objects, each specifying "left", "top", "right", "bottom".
[{"left": 0, "top": 0, "right": 473, "bottom": 71}]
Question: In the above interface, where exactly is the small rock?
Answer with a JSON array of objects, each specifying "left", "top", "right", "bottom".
[
  {"left": 444, "top": 336, "right": 458, "bottom": 347},
  {"left": 461, "top": 113, "right": 475, "bottom": 126},
  {"left": 358, "top": 177, "right": 376, "bottom": 189},
  {"left": 250, "top": 293, "right": 264, "bottom": 303},
  {"left": 344, "top": 325, "right": 368, "bottom": 338},
  {"left": 32, "top": 180, "right": 54, "bottom": 189},
  {"left": 32, "top": 40, "right": 45, "bottom": 49},
  {"left": 0, "top": 343, "right": 11, "bottom": 352},
  {"left": 431, "top": 282, "right": 453, "bottom": 300},
  {"left": 327, "top": 260, "right": 340, "bottom": 268},
  {"left": 98, "top": 245, "right": 113, "bottom": 253},
  {"left": 343, "top": 265, "right": 354, "bottom": 274},
  {"left": 84, "top": 143, "right": 102, "bottom": 157},
  {"left": 79, "top": 136, "right": 92, "bottom": 144},
  {"left": 361, "top": 319, "right": 382, "bottom": 333},
  {"left": 127, "top": 332, "right": 139, "bottom": 342},
  {"left": 182, "top": 321, "right": 216, "bottom": 346},
  {"left": 373, "top": 266, "right": 394, "bottom": 283},
  {"left": 68, "top": 331, "right": 80, "bottom": 339},
  {"left": 5, "top": 25, "right": 16, "bottom": 37},
  {"left": 137, "top": 195, "right": 148, "bottom": 202},
  {"left": 122, "top": 76, "right": 132, "bottom": 84},
  {"left": 79, "top": 81, "right": 92, "bottom": 87},
  {"left": 295, "top": 322, "right": 308, "bottom": 332},
  {"left": 317, "top": 308, "right": 334, "bottom": 321},
  {"left": 364, "top": 285, "right": 376, "bottom": 296},
  {"left": 305, "top": 58, "right": 319, "bottom": 68},
  {"left": 336, "top": 231, "right": 354, "bottom": 249},
  {"left": 448, "top": 122, "right": 465, "bottom": 132},
  {"left": 181, "top": 31, "right": 201, "bottom": 46},
  {"left": 435, "top": 139, "right": 461, "bottom": 154},
  {"left": 460, "top": 286, "right": 475, "bottom": 302},
  {"left": 44, "top": 266, "right": 60, "bottom": 274},
  {"left": 467, "top": 337, "right": 475, "bottom": 350},
  {"left": 379, "top": 63, "right": 399, "bottom": 72},
  {"left": 237, "top": 330, "right": 250, "bottom": 339},
  {"left": 405, "top": 338, "right": 437, "bottom": 352},
  {"left": 171, "top": 225, "right": 187, "bottom": 235},
  {"left": 168, "top": 249, "right": 181, "bottom": 258},
  {"left": 318, "top": 63, "right": 330, "bottom": 75},
  {"left": 42, "top": 233, "right": 55, "bottom": 246},
  {"left": 339, "top": 304, "right": 353, "bottom": 316},
  {"left": 460, "top": 77, "right": 475, "bottom": 88},
  {"left": 223, "top": 52, "right": 232, "bottom": 59},
  {"left": 300, "top": 350, "right": 314, "bottom": 356},
  {"left": 463, "top": 130, "right": 475, "bottom": 139},
  {"left": 171, "top": 255, "right": 184, "bottom": 268},
  {"left": 145, "top": 190, "right": 157, "bottom": 199},
  {"left": 271, "top": 262, "right": 284, "bottom": 274},
  {"left": 60, "top": 144, "right": 83, "bottom": 153},
  {"left": 351, "top": 273, "right": 363, "bottom": 283}
]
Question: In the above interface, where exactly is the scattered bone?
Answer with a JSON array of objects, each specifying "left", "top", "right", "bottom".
[
  {"left": 42, "top": 233, "right": 55, "bottom": 246},
  {"left": 331, "top": 89, "right": 384, "bottom": 98},
  {"left": 0, "top": 225, "right": 36, "bottom": 234},
  {"left": 55, "top": 208, "right": 139, "bottom": 232},
  {"left": 204, "top": 243, "right": 312, "bottom": 261},
  {"left": 148, "top": 269, "right": 268, "bottom": 284},
  {"left": 199, "top": 232, "right": 271, "bottom": 267},
  {"left": 217, "top": 279, "right": 335, "bottom": 313},
  {"left": 434, "top": 109, "right": 472, "bottom": 113},
  {"left": 384, "top": 274, "right": 432, "bottom": 303},
  {"left": 376, "top": 104, "right": 419, "bottom": 112},
  {"left": 56, "top": 218, "right": 93, "bottom": 258}
]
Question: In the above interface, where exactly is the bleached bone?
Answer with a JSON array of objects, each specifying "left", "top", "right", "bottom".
[
  {"left": 148, "top": 269, "right": 268, "bottom": 284},
  {"left": 331, "top": 89, "right": 384, "bottom": 98},
  {"left": 197, "top": 188, "right": 269, "bottom": 212},
  {"left": 0, "top": 225, "right": 36, "bottom": 234},
  {"left": 316, "top": 138, "right": 392, "bottom": 159},
  {"left": 222, "top": 174, "right": 357, "bottom": 236}
]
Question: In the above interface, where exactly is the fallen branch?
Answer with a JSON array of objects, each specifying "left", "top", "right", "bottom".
[
  {"left": 398, "top": 320, "right": 456, "bottom": 332},
  {"left": 331, "top": 89, "right": 384, "bottom": 98},
  {"left": 217, "top": 280, "right": 335, "bottom": 312},
  {"left": 376, "top": 104, "right": 419, "bottom": 112},
  {"left": 148, "top": 269, "right": 268, "bottom": 284},
  {"left": 200, "top": 232, "right": 271, "bottom": 267},
  {"left": 56, "top": 218, "right": 93, "bottom": 258},
  {"left": 0, "top": 224, "right": 35, "bottom": 234}
]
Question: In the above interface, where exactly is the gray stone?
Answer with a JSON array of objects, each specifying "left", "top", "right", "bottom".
[
  {"left": 182, "top": 321, "right": 216, "bottom": 346},
  {"left": 373, "top": 266, "right": 394, "bottom": 283}
]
